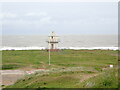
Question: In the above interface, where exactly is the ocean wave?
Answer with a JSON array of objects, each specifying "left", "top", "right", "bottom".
[
  {"left": 1, "top": 47, "right": 46, "bottom": 51},
  {"left": 58, "top": 47, "right": 119, "bottom": 50},
  {"left": 1, "top": 46, "right": 119, "bottom": 51}
]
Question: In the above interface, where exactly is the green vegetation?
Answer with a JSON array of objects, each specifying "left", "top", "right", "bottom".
[
  {"left": 2, "top": 50, "right": 118, "bottom": 69},
  {"left": 2, "top": 49, "right": 118, "bottom": 88},
  {"left": 79, "top": 68, "right": 118, "bottom": 88},
  {"left": 7, "top": 68, "right": 118, "bottom": 88},
  {"left": 1, "top": 64, "right": 23, "bottom": 70}
]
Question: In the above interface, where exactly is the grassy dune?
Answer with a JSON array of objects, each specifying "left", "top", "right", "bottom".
[
  {"left": 79, "top": 68, "right": 118, "bottom": 88},
  {"left": 2, "top": 49, "right": 118, "bottom": 88},
  {"left": 7, "top": 68, "right": 118, "bottom": 88}
]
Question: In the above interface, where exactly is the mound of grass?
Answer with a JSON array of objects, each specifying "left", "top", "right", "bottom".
[
  {"left": 78, "top": 68, "right": 118, "bottom": 88},
  {"left": 6, "top": 70, "right": 88, "bottom": 88},
  {"left": 1, "top": 64, "right": 24, "bottom": 70},
  {"left": 6, "top": 67, "right": 118, "bottom": 88}
]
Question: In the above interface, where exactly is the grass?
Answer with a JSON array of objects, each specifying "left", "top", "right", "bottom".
[
  {"left": 6, "top": 68, "right": 118, "bottom": 88},
  {"left": 77, "top": 68, "right": 118, "bottom": 88},
  {"left": 2, "top": 49, "right": 119, "bottom": 88},
  {"left": 6, "top": 69, "right": 96, "bottom": 88},
  {"left": 2, "top": 49, "right": 118, "bottom": 70},
  {"left": 1, "top": 64, "right": 23, "bottom": 70}
]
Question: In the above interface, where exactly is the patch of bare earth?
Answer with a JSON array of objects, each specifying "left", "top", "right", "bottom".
[
  {"left": 2, "top": 74, "right": 24, "bottom": 86},
  {"left": 80, "top": 66, "right": 114, "bottom": 82},
  {"left": 0, "top": 70, "right": 25, "bottom": 87},
  {"left": 80, "top": 73, "right": 99, "bottom": 82}
]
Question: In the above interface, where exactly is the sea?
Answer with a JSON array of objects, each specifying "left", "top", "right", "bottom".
[{"left": 1, "top": 35, "right": 118, "bottom": 50}]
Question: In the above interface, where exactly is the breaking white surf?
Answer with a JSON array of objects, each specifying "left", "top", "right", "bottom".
[{"left": 1, "top": 46, "right": 119, "bottom": 50}]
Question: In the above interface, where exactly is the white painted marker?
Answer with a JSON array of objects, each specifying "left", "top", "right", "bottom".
[{"left": 109, "top": 65, "right": 113, "bottom": 68}]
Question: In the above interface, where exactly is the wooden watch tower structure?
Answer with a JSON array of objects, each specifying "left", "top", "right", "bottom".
[{"left": 47, "top": 31, "right": 60, "bottom": 51}]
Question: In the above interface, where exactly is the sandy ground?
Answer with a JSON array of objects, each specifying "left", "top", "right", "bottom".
[
  {"left": 0, "top": 69, "right": 47, "bottom": 88},
  {"left": 0, "top": 70, "right": 25, "bottom": 87}
]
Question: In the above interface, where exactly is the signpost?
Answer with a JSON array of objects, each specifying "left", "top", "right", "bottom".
[{"left": 48, "top": 42, "right": 51, "bottom": 65}]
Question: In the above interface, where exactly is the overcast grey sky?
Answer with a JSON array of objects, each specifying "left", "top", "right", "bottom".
[{"left": 1, "top": 2, "right": 118, "bottom": 35}]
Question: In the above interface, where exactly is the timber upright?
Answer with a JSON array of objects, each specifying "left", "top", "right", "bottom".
[{"left": 47, "top": 31, "right": 60, "bottom": 51}]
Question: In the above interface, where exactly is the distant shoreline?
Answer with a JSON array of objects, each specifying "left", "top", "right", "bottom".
[{"left": 1, "top": 46, "right": 118, "bottom": 51}]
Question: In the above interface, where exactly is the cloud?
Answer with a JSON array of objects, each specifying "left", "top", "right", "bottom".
[
  {"left": 25, "top": 12, "right": 47, "bottom": 17},
  {"left": 40, "top": 16, "right": 52, "bottom": 24},
  {"left": 0, "top": 12, "right": 17, "bottom": 19},
  {"left": 0, "top": 12, "right": 48, "bottom": 20},
  {"left": 2, "top": 12, "right": 56, "bottom": 26},
  {"left": 1, "top": 0, "right": 119, "bottom": 2}
]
